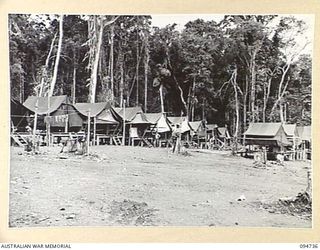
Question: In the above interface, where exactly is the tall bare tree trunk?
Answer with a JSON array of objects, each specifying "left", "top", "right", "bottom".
[
  {"left": 250, "top": 50, "right": 257, "bottom": 122},
  {"left": 144, "top": 34, "right": 149, "bottom": 112},
  {"left": 110, "top": 24, "right": 115, "bottom": 103},
  {"left": 19, "top": 71, "right": 24, "bottom": 103},
  {"left": 40, "top": 33, "right": 57, "bottom": 97},
  {"left": 89, "top": 17, "right": 103, "bottom": 103},
  {"left": 262, "top": 77, "right": 272, "bottom": 122},
  {"left": 165, "top": 48, "right": 188, "bottom": 115},
  {"left": 119, "top": 49, "right": 124, "bottom": 108},
  {"left": 49, "top": 15, "right": 63, "bottom": 97},
  {"left": 88, "top": 15, "right": 119, "bottom": 104},
  {"left": 72, "top": 66, "right": 76, "bottom": 104},
  {"left": 270, "top": 65, "right": 290, "bottom": 121},
  {"left": 232, "top": 68, "right": 239, "bottom": 139},
  {"left": 136, "top": 31, "right": 139, "bottom": 106},
  {"left": 243, "top": 74, "right": 249, "bottom": 130}
]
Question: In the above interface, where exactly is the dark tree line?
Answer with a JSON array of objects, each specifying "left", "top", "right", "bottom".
[{"left": 9, "top": 14, "right": 312, "bottom": 135}]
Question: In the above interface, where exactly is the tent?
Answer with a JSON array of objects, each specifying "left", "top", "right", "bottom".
[
  {"left": 127, "top": 112, "right": 151, "bottom": 125},
  {"left": 244, "top": 123, "right": 291, "bottom": 147},
  {"left": 74, "top": 102, "right": 119, "bottom": 140},
  {"left": 283, "top": 124, "right": 301, "bottom": 146},
  {"left": 167, "top": 116, "right": 190, "bottom": 133},
  {"left": 113, "top": 106, "right": 143, "bottom": 122},
  {"left": 189, "top": 121, "right": 206, "bottom": 137},
  {"left": 23, "top": 95, "right": 68, "bottom": 115},
  {"left": 145, "top": 113, "right": 171, "bottom": 133},
  {"left": 23, "top": 95, "right": 83, "bottom": 128},
  {"left": 297, "top": 126, "right": 311, "bottom": 142},
  {"left": 297, "top": 125, "right": 311, "bottom": 159},
  {"left": 96, "top": 108, "right": 120, "bottom": 124},
  {"left": 216, "top": 127, "right": 231, "bottom": 139},
  {"left": 74, "top": 102, "right": 109, "bottom": 118}
]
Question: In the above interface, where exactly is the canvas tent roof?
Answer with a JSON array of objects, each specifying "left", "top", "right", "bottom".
[
  {"left": 189, "top": 121, "right": 203, "bottom": 132},
  {"left": 23, "top": 95, "right": 69, "bottom": 115},
  {"left": 154, "top": 114, "right": 171, "bottom": 133},
  {"left": 96, "top": 108, "right": 119, "bottom": 124},
  {"left": 217, "top": 127, "right": 231, "bottom": 138},
  {"left": 128, "top": 112, "right": 151, "bottom": 124},
  {"left": 167, "top": 116, "right": 187, "bottom": 125},
  {"left": 244, "top": 123, "right": 291, "bottom": 147},
  {"left": 283, "top": 124, "right": 298, "bottom": 137},
  {"left": 145, "top": 113, "right": 162, "bottom": 124},
  {"left": 74, "top": 102, "right": 109, "bottom": 117},
  {"left": 167, "top": 116, "right": 190, "bottom": 133},
  {"left": 297, "top": 126, "right": 311, "bottom": 141},
  {"left": 113, "top": 106, "right": 143, "bottom": 122},
  {"left": 244, "top": 123, "right": 283, "bottom": 136},
  {"left": 145, "top": 113, "right": 171, "bottom": 133}
]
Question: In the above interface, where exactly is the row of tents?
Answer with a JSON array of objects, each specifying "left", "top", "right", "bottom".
[
  {"left": 11, "top": 95, "right": 311, "bottom": 158},
  {"left": 11, "top": 95, "right": 230, "bottom": 147}
]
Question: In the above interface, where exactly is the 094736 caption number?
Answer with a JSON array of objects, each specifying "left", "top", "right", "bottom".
[{"left": 300, "top": 244, "right": 319, "bottom": 249}]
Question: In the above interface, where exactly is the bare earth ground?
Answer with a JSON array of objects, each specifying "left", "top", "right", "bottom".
[{"left": 9, "top": 145, "right": 311, "bottom": 227}]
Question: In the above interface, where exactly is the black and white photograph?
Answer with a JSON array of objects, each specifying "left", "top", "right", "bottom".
[{"left": 8, "top": 14, "right": 313, "bottom": 228}]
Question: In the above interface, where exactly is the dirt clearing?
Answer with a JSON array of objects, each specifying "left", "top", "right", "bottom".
[{"left": 9, "top": 145, "right": 311, "bottom": 227}]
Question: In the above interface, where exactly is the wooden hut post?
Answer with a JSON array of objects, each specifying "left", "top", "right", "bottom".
[
  {"left": 122, "top": 100, "right": 126, "bottom": 146},
  {"left": 204, "top": 121, "right": 207, "bottom": 149},
  {"left": 32, "top": 100, "right": 39, "bottom": 154},
  {"left": 93, "top": 116, "right": 96, "bottom": 145},
  {"left": 47, "top": 96, "right": 51, "bottom": 147},
  {"left": 64, "top": 115, "right": 68, "bottom": 133},
  {"left": 293, "top": 134, "right": 296, "bottom": 160},
  {"left": 87, "top": 109, "right": 91, "bottom": 155}
]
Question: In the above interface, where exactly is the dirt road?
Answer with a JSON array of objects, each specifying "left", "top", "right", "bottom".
[{"left": 9, "top": 145, "right": 312, "bottom": 227}]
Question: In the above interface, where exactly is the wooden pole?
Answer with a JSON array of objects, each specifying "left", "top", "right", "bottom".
[
  {"left": 159, "top": 85, "right": 164, "bottom": 113},
  {"left": 64, "top": 115, "right": 68, "bottom": 133},
  {"left": 47, "top": 95, "right": 51, "bottom": 147},
  {"left": 293, "top": 134, "right": 296, "bottom": 160},
  {"left": 72, "top": 66, "right": 76, "bottom": 104},
  {"left": 93, "top": 116, "right": 96, "bottom": 145},
  {"left": 204, "top": 121, "right": 207, "bottom": 149},
  {"left": 122, "top": 100, "right": 126, "bottom": 145},
  {"left": 87, "top": 110, "right": 91, "bottom": 155},
  {"left": 32, "top": 102, "right": 38, "bottom": 154}
]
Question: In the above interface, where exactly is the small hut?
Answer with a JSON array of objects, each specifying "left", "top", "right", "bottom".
[
  {"left": 283, "top": 124, "right": 301, "bottom": 159},
  {"left": 244, "top": 123, "right": 291, "bottom": 159},
  {"left": 297, "top": 125, "right": 311, "bottom": 160},
  {"left": 167, "top": 116, "right": 190, "bottom": 135},
  {"left": 23, "top": 95, "right": 83, "bottom": 131},
  {"left": 74, "top": 102, "right": 110, "bottom": 144},
  {"left": 127, "top": 112, "right": 152, "bottom": 146},
  {"left": 283, "top": 124, "right": 300, "bottom": 145},
  {"left": 145, "top": 112, "right": 171, "bottom": 134},
  {"left": 206, "top": 124, "right": 218, "bottom": 137},
  {"left": 189, "top": 120, "right": 207, "bottom": 146},
  {"left": 143, "top": 113, "right": 171, "bottom": 147},
  {"left": 112, "top": 106, "right": 146, "bottom": 146}
]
